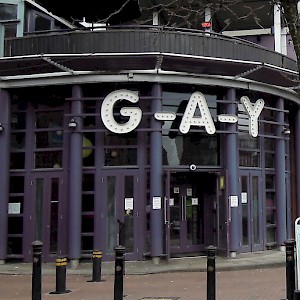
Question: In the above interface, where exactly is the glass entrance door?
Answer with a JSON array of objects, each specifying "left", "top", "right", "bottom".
[
  {"left": 169, "top": 181, "right": 203, "bottom": 253},
  {"left": 25, "top": 172, "right": 65, "bottom": 262},
  {"left": 239, "top": 171, "right": 264, "bottom": 252},
  {"left": 166, "top": 172, "right": 216, "bottom": 255},
  {"left": 98, "top": 170, "right": 142, "bottom": 261}
]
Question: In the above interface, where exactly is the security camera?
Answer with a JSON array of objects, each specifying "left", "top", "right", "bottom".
[{"left": 189, "top": 164, "right": 196, "bottom": 171}]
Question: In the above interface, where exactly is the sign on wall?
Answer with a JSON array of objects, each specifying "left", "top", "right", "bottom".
[{"left": 100, "top": 89, "right": 264, "bottom": 137}]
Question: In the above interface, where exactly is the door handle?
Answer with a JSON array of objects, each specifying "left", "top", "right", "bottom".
[
  {"left": 164, "top": 197, "right": 168, "bottom": 224},
  {"left": 181, "top": 196, "right": 187, "bottom": 220},
  {"left": 181, "top": 196, "right": 184, "bottom": 220}
]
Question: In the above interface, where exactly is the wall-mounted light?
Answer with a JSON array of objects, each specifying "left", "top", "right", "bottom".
[
  {"left": 283, "top": 127, "right": 291, "bottom": 135},
  {"left": 68, "top": 119, "right": 77, "bottom": 129},
  {"left": 0, "top": 123, "right": 3, "bottom": 132},
  {"left": 219, "top": 176, "right": 225, "bottom": 190}
]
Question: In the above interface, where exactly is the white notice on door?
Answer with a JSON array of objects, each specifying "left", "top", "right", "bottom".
[
  {"left": 8, "top": 203, "right": 21, "bottom": 214},
  {"left": 230, "top": 196, "right": 239, "bottom": 207},
  {"left": 125, "top": 198, "right": 134, "bottom": 210},
  {"left": 192, "top": 198, "right": 198, "bottom": 205},
  {"left": 169, "top": 198, "right": 174, "bottom": 206},
  {"left": 241, "top": 192, "right": 247, "bottom": 204},
  {"left": 153, "top": 196, "right": 161, "bottom": 209}
]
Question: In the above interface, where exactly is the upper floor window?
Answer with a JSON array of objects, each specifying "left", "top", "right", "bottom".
[
  {"left": 0, "top": 3, "right": 18, "bottom": 38},
  {"left": 0, "top": 3, "right": 17, "bottom": 21},
  {"left": 35, "top": 14, "right": 52, "bottom": 31}
]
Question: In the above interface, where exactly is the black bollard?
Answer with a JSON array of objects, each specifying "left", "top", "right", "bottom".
[
  {"left": 32, "top": 240, "right": 43, "bottom": 300},
  {"left": 114, "top": 245, "right": 125, "bottom": 300},
  {"left": 92, "top": 249, "right": 103, "bottom": 282},
  {"left": 206, "top": 245, "right": 217, "bottom": 300},
  {"left": 50, "top": 257, "right": 71, "bottom": 294},
  {"left": 285, "top": 239, "right": 296, "bottom": 300}
]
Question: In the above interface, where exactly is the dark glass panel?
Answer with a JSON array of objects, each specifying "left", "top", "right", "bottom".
[
  {"left": 7, "top": 237, "right": 22, "bottom": 255},
  {"left": 264, "top": 138, "right": 275, "bottom": 151},
  {"left": 82, "top": 215, "right": 94, "bottom": 232},
  {"left": 10, "top": 152, "right": 25, "bottom": 169},
  {"left": 104, "top": 132, "right": 137, "bottom": 146},
  {"left": 11, "top": 113, "right": 26, "bottom": 130},
  {"left": 11, "top": 133, "right": 26, "bottom": 149},
  {"left": 82, "top": 174, "right": 95, "bottom": 191},
  {"left": 265, "top": 153, "right": 275, "bottom": 168},
  {"left": 82, "top": 194, "right": 94, "bottom": 212},
  {"left": 81, "top": 236, "right": 93, "bottom": 251},
  {"left": 35, "top": 178, "right": 43, "bottom": 241},
  {"left": 163, "top": 133, "right": 218, "bottom": 166},
  {"left": 35, "top": 111, "right": 63, "bottom": 129},
  {"left": 35, "top": 15, "right": 51, "bottom": 31},
  {"left": 239, "top": 150, "right": 260, "bottom": 167},
  {"left": 8, "top": 217, "right": 23, "bottom": 234},
  {"left": 4, "top": 23, "right": 17, "bottom": 38},
  {"left": 36, "top": 131, "right": 63, "bottom": 148},
  {"left": 9, "top": 176, "right": 24, "bottom": 193},
  {"left": 105, "top": 148, "right": 137, "bottom": 166},
  {"left": 50, "top": 178, "right": 59, "bottom": 254},
  {"left": 0, "top": 4, "right": 17, "bottom": 20},
  {"left": 34, "top": 151, "right": 62, "bottom": 169}
]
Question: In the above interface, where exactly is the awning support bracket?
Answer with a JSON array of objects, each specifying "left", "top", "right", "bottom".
[
  {"left": 41, "top": 55, "right": 74, "bottom": 74},
  {"left": 234, "top": 64, "right": 263, "bottom": 79}
]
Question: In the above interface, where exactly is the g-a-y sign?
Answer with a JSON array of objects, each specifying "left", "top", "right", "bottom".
[{"left": 101, "top": 89, "right": 264, "bottom": 137}]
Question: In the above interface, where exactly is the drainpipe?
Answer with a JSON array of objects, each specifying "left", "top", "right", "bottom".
[
  {"left": 274, "top": 3, "right": 282, "bottom": 53},
  {"left": 225, "top": 88, "right": 239, "bottom": 257},
  {"left": 0, "top": 90, "right": 11, "bottom": 264},
  {"left": 296, "top": 110, "right": 300, "bottom": 218},
  {"left": 275, "top": 97, "right": 287, "bottom": 250},
  {"left": 150, "top": 83, "right": 164, "bottom": 264},
  {"left": 68, "top": 85, "right": 83, "bottom": 269}
]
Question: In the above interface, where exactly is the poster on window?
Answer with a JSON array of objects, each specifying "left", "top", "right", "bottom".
[
  {"left": 125, "top": 198, "right": 134, "bottom": 210},
  {"left": 241, "top": 192, "right": 247, "bottom": 204},
  {"left": 8, "top": 203, "right": 21, "bottom": 214}
]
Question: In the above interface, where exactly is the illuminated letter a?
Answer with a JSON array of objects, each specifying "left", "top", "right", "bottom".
[{"left": 179, "top": 92, "right": 216, "bottom": 134}]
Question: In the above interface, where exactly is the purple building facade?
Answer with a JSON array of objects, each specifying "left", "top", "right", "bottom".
[{"left": 0, "top": 1, "right": 299, "bottom": 266}]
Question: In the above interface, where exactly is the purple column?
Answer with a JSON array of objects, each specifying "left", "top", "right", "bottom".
[
  {"left": 296, "top": 110, "right": 300, "bottom": 218},
  {"left": 150, "top": 83, "right": 163, "bottom": 263},
  {"left": 225, "top": 88, "right": 239, "bottom": 256},
  {"left": 275, "top": 98, "right": 287, "bottom": 248},
  {"left": 0, "top": 90, "right": 11, "bottom": 262},
  {"left": 68, "top": 85, "right": 83, "bottom": 268}
]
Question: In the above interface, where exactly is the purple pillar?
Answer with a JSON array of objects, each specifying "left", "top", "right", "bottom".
[
  {"left": 68, "top": 85, "right": 83, "bottom": 268},
  {"left": 0, "top": 90, "right": 10, "bottom": 262},
  {"left": 296, "top": 110, "right": 300, "bottom": 218},
  {"left": 225, "top": 88, "right": 239, "bottom": 256},
  {"left": 275, "top": 98, "right": 287, "bottom": 247},
  {"left": 150, "top": 83, "right": 163, "bottom": 262}
]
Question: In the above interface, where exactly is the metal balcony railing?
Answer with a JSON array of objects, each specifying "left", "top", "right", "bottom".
[{"left": 3, "top": 25, "right": 297, "bottom": 73}]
